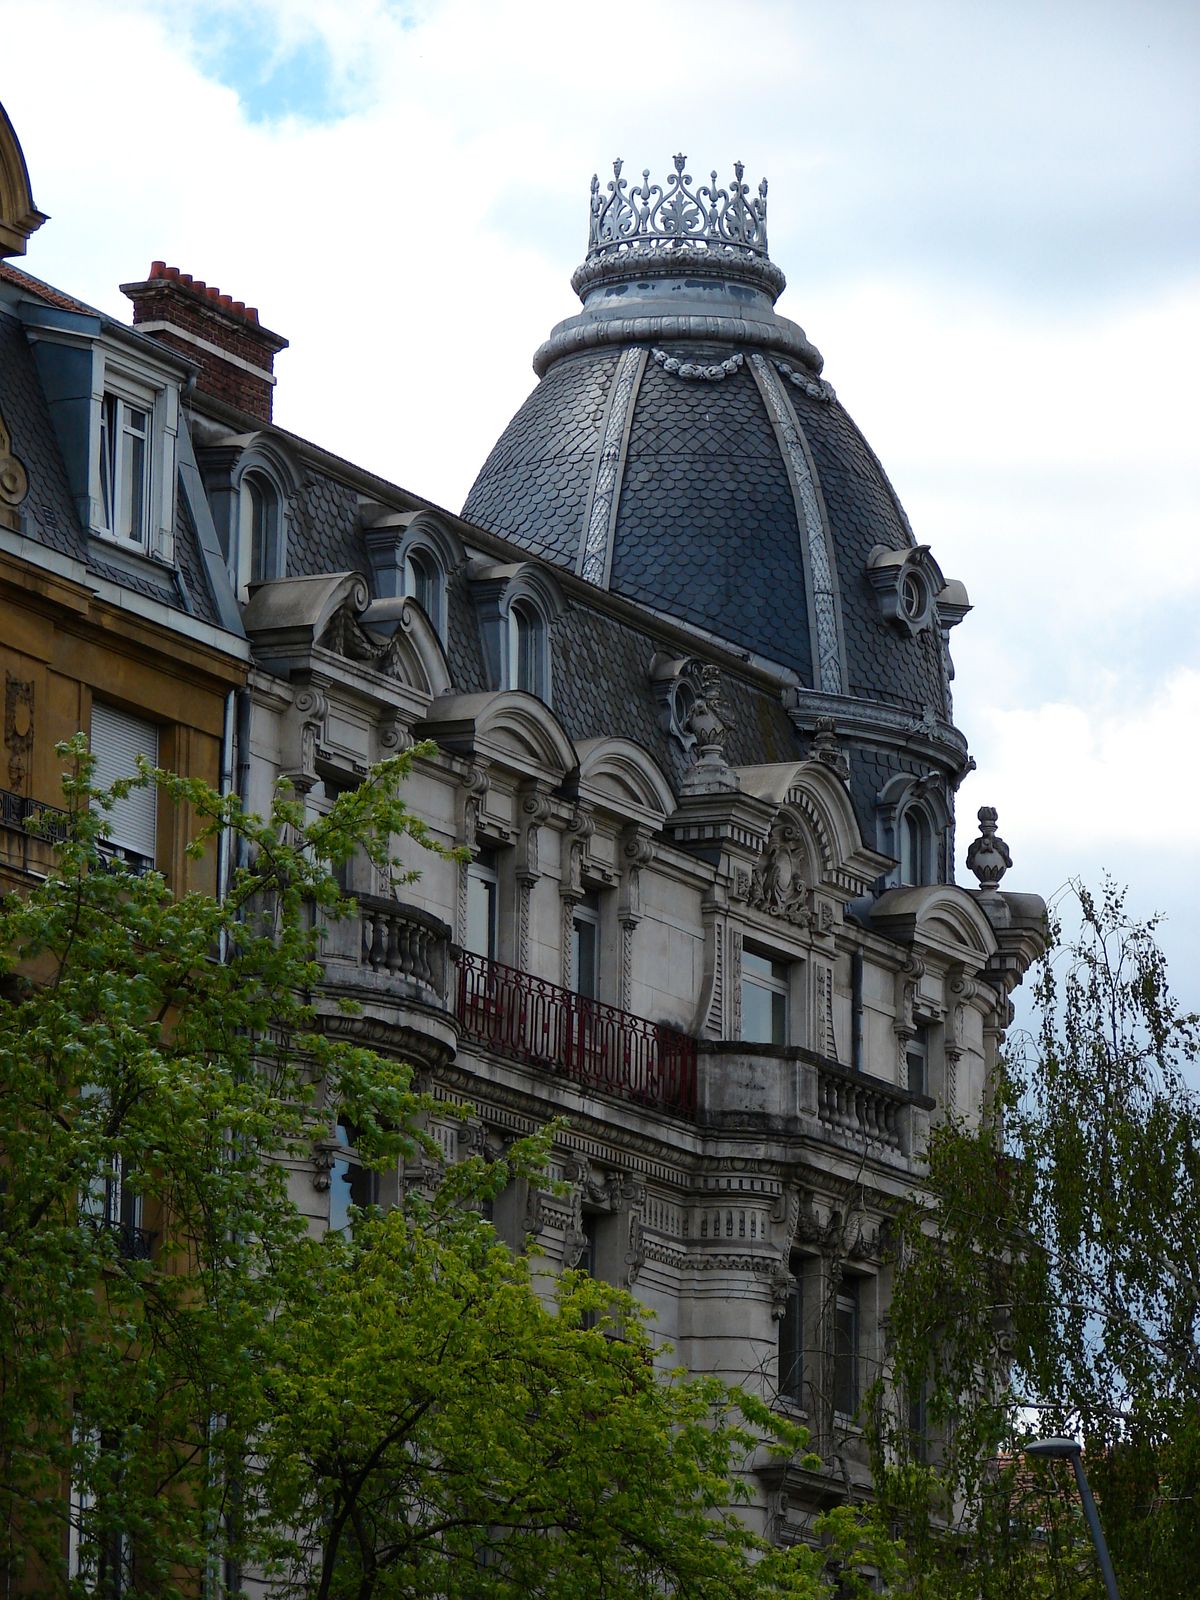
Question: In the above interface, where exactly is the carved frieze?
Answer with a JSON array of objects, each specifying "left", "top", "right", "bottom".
[{"left": 4, "top": 675, "right": 33, "bottom": 792}]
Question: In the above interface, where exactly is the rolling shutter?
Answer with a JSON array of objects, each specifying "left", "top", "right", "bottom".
[{"left": 90, "top": 702, "right": 159, "bottom": 862}]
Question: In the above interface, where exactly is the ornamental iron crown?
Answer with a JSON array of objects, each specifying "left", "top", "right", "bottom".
[{"left": 587, "top": 154, "right": 769, "bottom": 260}]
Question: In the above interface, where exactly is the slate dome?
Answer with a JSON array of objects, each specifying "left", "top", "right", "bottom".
[{"left": 464, "top": 157, "right": 968, "bottom": 731}]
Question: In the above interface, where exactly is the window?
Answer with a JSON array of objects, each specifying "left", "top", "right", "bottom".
[
  {"left": 81, "top": 1152, "right": 151, "bottom": 1261},
  {"left": 508, "top": 599, "right": 548, "bottom": 699},
  {"left": 328, "top": 1121, "right": 377, "bottom": 1232},
  {"left": 90, "top": 703, "right": 158, "bottom": 873},
  {"left": 571, "top": 891, "right": 601, "bottom": 1000},
  {"left": 906, "top": 1024, "right": 929, "bottom": 1096},
  {"left": 741, "top": 948, "right": 789, "bottom": 1045},
  {"left": 465, "top": 849, "right": 499, "bottom": 960},
  {"left": 99, "top": 392, "right": 151, "bottom": 546},
  {"left": 236, "top": 468, "right": 282, "bottom": 598},
  {"left": 778, "top": 1265, "right": 804, "bottom": 1404},
  {"left": 402, "top": 546, "right": 445, "bottom": 637},
  {"left": 69, "top": 1420, "right": 131, "bottom": 1594},
  {"left": 833, "top": 1278, "right": 860, "bottom": 1418},
  {"left": 899, "top": 807, "right": 932, "bottom": 886}
]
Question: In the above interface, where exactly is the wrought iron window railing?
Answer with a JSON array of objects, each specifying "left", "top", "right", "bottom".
[
  {"left": 0, "top": 787, "right": 71, "bottom": 877},
  {"left": 456, "top": 950, "right": 697, "bottom": 1117}
]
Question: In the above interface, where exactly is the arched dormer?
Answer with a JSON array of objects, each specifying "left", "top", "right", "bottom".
[
  {"left": 198, "top": 432, "right": 299, "bottom": 599},
  {"left": 737, "top": 759, "right": 888, "bottom": 899},
  {"left": 468, "top": 561, "right": 566, "bottom": 705},
  {"left": 418, "top": 690, "right": 577, "bottom": 788},
  {"left": 571, "top": 737, "right": 675, "bottom": 830},
  {"left": 363, "top": 508, "right": 464, "bottom": 642},
  {"left": 876, "top": 771, "right": 951, "bottom": 889},
  {"left": 0, "top": 101, "right": 46, "bottom": 258}
]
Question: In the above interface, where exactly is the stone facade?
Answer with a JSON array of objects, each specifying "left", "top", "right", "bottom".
[{"left": 0, "top": 113, "right": 1047, "bottom": 1573}]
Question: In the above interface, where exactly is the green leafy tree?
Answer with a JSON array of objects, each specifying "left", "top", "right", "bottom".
[
  {"left": 0, "top": 743, "right": 902, "bottom": 1597},
  {"left": 869, "top": 880, "right": 1200, "bottom": 1599}
]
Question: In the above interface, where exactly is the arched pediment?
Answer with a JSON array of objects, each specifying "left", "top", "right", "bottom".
[
  {"left": 243, "top": 572, "right": 367, "bottom": 643},
  {"left": 736, "top": 760, "right": 888, "bottom": 897},
  {"left": 418, "top": 691, "right": 577, "bottom": 784},
  {"left": 870, "top": 885, "right": 998, "bottom": 969},
  {"left": 360, "top": 597, "right": 452, "bottom": 698},
  {"left": 572, "top": 737, "right": 675, "bottom": 826},
  {"left": 0, "top": 101, "right": 46, "bottom": 258}
]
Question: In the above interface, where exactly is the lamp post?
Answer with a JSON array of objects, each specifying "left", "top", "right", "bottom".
[{"left": 1025, "top": 1437, "right": 1121, "bottom": 1600}]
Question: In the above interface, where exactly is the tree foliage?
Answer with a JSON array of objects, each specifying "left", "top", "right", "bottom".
[
  {"left": 0, "top": 744, "right": 899, "bottom": 1597},
  {"left": 870, "top": 880, "right": 1200, "bottom": 1598}
]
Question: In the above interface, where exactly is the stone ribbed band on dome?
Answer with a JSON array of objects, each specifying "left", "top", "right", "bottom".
[
  {"left": 578, "top": 346, "right": 646, "bottom": 585},
  {"left": 588, "top": 155, "right": 769, "bottom": 260},
  {"left": 750, "top": 353, "right": 845, "bottom": 696}
]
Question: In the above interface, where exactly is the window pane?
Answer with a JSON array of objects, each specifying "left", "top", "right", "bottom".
[
  {"left": 99, "top": 394, "right": 116, "bottom": 529},
  {"left": 741, "top": 951, "right": 788, "bottom": 1045},
  {"left": 466, "top": 858, "right": 498, "bottom": 959},
  {"left": 778, "top": 1279, "right": 803, "bottom": 1401},
  {"left": 572, "top": 911, "right": 599, "bottom": 999},
  {"left": 834, "top": 1285, "right": 859, "bottom": 1415}
]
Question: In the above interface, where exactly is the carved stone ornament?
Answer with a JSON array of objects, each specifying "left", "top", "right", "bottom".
[
  {"left": 4, "top": 675, "right": 34, "bottom": 792},
  {"left": 0, "top": 409, "right": 29, "bottom": 528},
  {"left": 866, "top": 543, "right": 958, "bottom": 639},
  {"left": 808, "top": 716, "right": 849, "bottom": 782},
  {"left": 288, "top": 685, "right": 328, "bottom": 794},
  {"left": 679, "top": 664, "right": 738, "bottom": 796},
  {"left": 966, "top": 805, "right": 1012, "bottom": 892},
  {"left": 747, "top": 818, "right": 813, "bottom": 927},
  {"left": 773, "top": 357, "right": 837, "bottom": 404},
  {"left": 652, "top": 347, "right": 744, "bottom": 382}
]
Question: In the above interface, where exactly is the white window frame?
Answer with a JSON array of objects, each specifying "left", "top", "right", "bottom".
[
  {"left": 91, "top": 354, "right": 178, "bottom": 561},
  {"left": 740, "top": 946, "right": 790, "bottom": 1046}
]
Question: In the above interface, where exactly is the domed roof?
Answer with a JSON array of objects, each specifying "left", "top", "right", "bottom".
[{"left": 464, "top": 157, "right": 966, "bottom": 728}]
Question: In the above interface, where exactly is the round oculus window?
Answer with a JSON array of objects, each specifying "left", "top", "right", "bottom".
[{"left": 901, "top": 570, "right": 927, "bottom": 623}]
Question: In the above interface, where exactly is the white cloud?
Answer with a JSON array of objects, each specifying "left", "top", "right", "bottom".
[{"left": 1, "top": 0, "right": 1196, "bottom": 1005}]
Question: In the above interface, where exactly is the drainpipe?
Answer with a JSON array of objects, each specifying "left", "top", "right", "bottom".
[
  {"left": 234, "top": 687, "right": 253, "bottom": 870},
  {"left": 851, "top": 949, "right": 864, "bottom": 1074}
]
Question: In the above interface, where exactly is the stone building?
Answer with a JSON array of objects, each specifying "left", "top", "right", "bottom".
[{"left": 0, "top": 106, "right": 1045, "bottom": 1573}]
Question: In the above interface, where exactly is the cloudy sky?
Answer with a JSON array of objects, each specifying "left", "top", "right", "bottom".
[{"left": 3, "top": 0, "right": 1198, "bottom": 1020}]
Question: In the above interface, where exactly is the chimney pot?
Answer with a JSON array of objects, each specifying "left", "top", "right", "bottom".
[{"left": 150, "top": 259, "right": 166, "bottom": 277}]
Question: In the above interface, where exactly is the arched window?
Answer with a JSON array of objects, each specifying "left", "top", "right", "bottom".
[
  {"left": 509, "top": 599, "right": 548, "bottom": 699},
  {"left": 402, "top": 545, "right": 445, "bottom": 637},
  {"left": 899, "top": 807, "right": 932, "bottom": 887},
  {"left": 236, "top": 468, "right": 283, "bottom": 598}
]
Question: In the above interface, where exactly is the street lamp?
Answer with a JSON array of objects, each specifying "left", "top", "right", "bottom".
[{"left": 1025, "top": 1437, "right": 1121, "bottom": 1600}]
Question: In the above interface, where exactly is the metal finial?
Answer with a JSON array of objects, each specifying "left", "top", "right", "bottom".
[{"left": 586, "top": 155, "right": 770, "bottom": 261}]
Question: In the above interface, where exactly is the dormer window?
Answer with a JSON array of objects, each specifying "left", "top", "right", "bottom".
[
  {"left": 99, "top": 393, "right": 150, "bottom": 545},
  {"left": 237, "top": 467, "right": 284, "bottom": 598},
  {"left": 94, "top": 366, "right": 175, "bottom": 560},
  {"left": 509, "top": 598, "right": 547, "bottom": 698},
  {"left": 468, "top": 560, "right": 565, "bottom": 704},
  {"left": 899, "top": 807, "right": 932, "bottom": 887},
  {"left": 402, "top": 545, "right": 446, "bottom": 637}
]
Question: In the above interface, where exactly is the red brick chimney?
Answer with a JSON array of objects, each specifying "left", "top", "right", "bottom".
[{"left": 120, "top": 263, "right": 288, "bottom": 423}]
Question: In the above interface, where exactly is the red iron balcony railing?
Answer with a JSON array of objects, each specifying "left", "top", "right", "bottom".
[{"left": 456, "top": 950, "right": 697, "bottom": 1117}]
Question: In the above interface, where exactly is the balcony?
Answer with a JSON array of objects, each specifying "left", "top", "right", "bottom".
[
  {"left": 455, "top": 950, "right": 697, "bottom": 1117},
  {"left": 0, "top": 787, "right": 69, "bottom": 882},
  {"left": 315, "top": 895, "right": 458, "bottom": 1070},
  {"left": 699, "top": 1041, "right": 933, "bottom": 1163}
]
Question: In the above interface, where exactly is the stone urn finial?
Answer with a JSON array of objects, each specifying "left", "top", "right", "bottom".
[
  {"left": 966, "top": 805, "right": 1012, "bottom": 892},
  {"left": 680, "top": 664, "right": 739, "bottom": 796}
]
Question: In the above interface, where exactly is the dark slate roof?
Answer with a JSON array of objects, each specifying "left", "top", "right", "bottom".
[
  {"left": 466, "top": 335, "right": 954, "bottom": 723},
  {"left": 610, "top": 349, "right": 813, "bottom": 686},
  {"left": 0, "top": 307, "right": 86, "bottom": 562},
  {"left": 0, "top": 298, "right": 228, "bottom": 633},
  {"left": 463, "top": 350, "right": 616, "bottom": 567}
]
